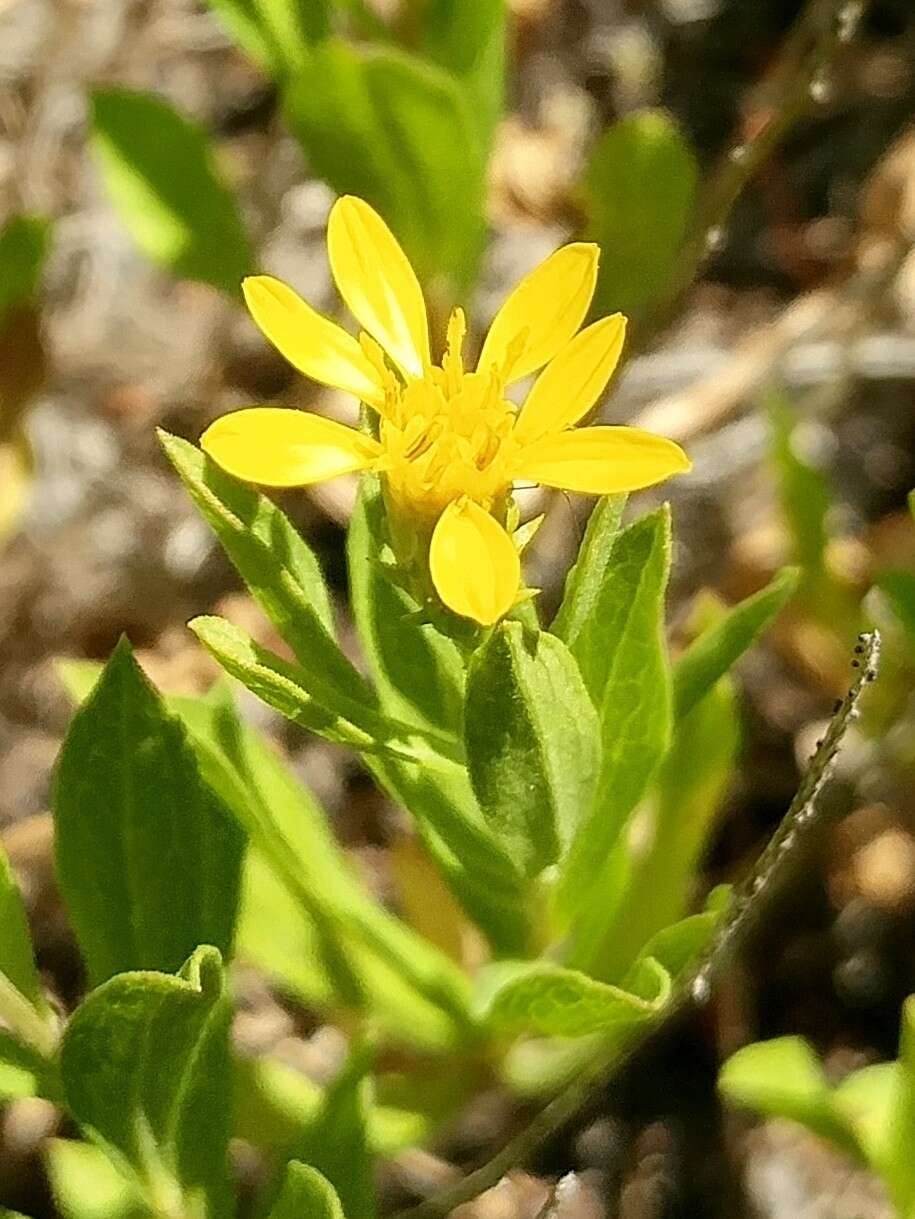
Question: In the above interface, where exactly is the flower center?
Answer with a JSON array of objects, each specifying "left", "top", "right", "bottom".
[{"left": 373, "top": 309, "right": 518, "bottom": 517}]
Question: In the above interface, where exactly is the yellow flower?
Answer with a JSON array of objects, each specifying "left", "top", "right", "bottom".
[{"left": 201, "top": 196, "right": 690, "bottom": 626}]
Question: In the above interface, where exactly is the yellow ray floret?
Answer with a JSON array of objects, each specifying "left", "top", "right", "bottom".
[{"left": 201, "top": 195, "right": 691, "bottom": 626}]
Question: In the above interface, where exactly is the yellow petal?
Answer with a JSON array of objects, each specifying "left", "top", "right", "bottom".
[
  {"left": 243, "top": 276, "right": 386, "bottom": 408},
  {"left": 515, "top": 426, "right": 691, "bottom": 494},
  {"left": 429, "top": 500, "right": 521, "bottom": 626},
  {"left": 327, "top": 196, "right": 430, "bottom": 379},
  {"left": 477, "top": 243, "right": 599, "bottom": 385},
  {"left": 201, "top": 407, "right": 380, "bottom": 487},
  {"left": 514, "top": 313, "right": 627, "bottom": 444}
]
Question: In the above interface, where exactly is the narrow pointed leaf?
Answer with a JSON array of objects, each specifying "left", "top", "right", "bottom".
[
  {"left": 349, "top": 479, "right": 464, "bottom": 734},
  {"left": 558, "top": 509, "right": 673, "bottom": 923},
  {"left": 550, "top": 494, "right": 627, "bottom": 648},
  {"left": 420, "top": 0, "right": 505, "bottom": 148},
  {"left": 673, "top": 566, "right": 799, "bottom": 721},
  {"left": 158, "top": 431, "right": 369, "bottom": 705},
  {"left": 189, "top": 614, "right": 459, "bottom": 767}
]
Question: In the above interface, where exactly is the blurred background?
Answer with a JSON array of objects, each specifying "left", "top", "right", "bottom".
[{"left": 2, "top": 0, "right": 915, "bottom": 1215}]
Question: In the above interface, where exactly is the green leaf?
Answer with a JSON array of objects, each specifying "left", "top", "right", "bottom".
[
  {"left": 348, "top": 479, "right": 529, "bottom": 952},
  {"left": 673, "top": 568, "right": 799, "bottom": 721},
  {"left": 268, "top": 1163, "right": 344, "bottom": 1219},
  {"left": 159, "top": 431, "right": 367, "bottom": 704},
  {"left": 348, "top": 478, "right": 464, "bottom": 735},
  {"left": 582, "top": 111, "right": 697, "bottom": 323},
  {"left": 476, "top": 956, "right": 670, "bottom": 1038},
  {"left": 551, "top": 494, "right": 627, "bottom": 648},
  {"left": 91, "top": 89, "right": 252, "bottom": 295},
  {"left": 190, "top": 614, "right": 459, "bottom": 768},
  {"left": 368, "top": 757, "right": 531, "bottom": 955},
  {"left": 718, "top": 1037, "right": 857, "bottom": 1153},
  {"left": 885, "top": 995, "right": 915, "bottom": 1215},
  {"left": 419, "top": 0, "right": 505, "bottom": 148},
  {"left": 0, "top": 840, "right": 43, "bottom": 1008},
  {"left": 60, "top": 947, "right": 233, "bottom": 1219},
  {"left": 46, "top": 1141, "right": 151, "bottom": 1219},
  {"left": 833, "top": 1063, "right": 899, "bottom": 1179},
  {"left": 53, "top": 639, "right": 244, "bottom": 984},
  {"left": 284, "top": 42, "right": 486, "bottom": 285},
  {"left": 876, "top": 568, "right": 915, "bottom": 647},
  {"left": 206, "top": 0, "right": 329, "bottom": 76},
  {"left": 557, "top": 508, "right": 673, "bottom": 925},
  {"left": 767, "top": 389, "right": 832, "bottom": 582},
  {"left": 0, "top": 1053, "right": 38, "bottom": 1102},
  {"left": 0, "top": 216, "right": 50, "bottom": 325},
  {"left": 465, "top": 622, "right": 600, "bottom": 878},
  {"left": 58, "top": 662, "right": 472, "bottom": 1051},
  {"left": 233, "top": 1054, "right": 430, "bottom": 1157},
  {"left": 591, "top": 679, "right": 739, "bottom": 981},
  {"left": 0, "top": 1030, "right": 49, "bottom": 1097},
  {"left": 633, "top": 888, "right": 731, "bottom": 979},
  {"left": 290, "top": 1041, "right": 375, "bottom": 1219}
]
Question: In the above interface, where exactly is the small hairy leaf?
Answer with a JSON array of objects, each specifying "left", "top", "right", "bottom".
[
  {"left": 476, "top": 957, "right": 670, "bottom": 1038},
  {"left": 91, "top": 89, "right": 252, "bottom": 295},
  {"left": 465, "top": 622, "right": 600, "bottom": 877},
  {"left": 60, "top": 947, "right": 233, "bottom": 1219},
  {"left": 53, "top": 639, "right": 244, "bottom": 984}
]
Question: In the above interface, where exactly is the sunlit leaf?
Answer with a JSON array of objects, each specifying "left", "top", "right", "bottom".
[
  {"left": 582, "top": 110, "right": 697, "bottom": 322},
  {"left": 91, "top": 89, "right": 252, "bottom": 294},
  {"left": 54, "top": 639, "right": 244, "bottom": 984}
]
